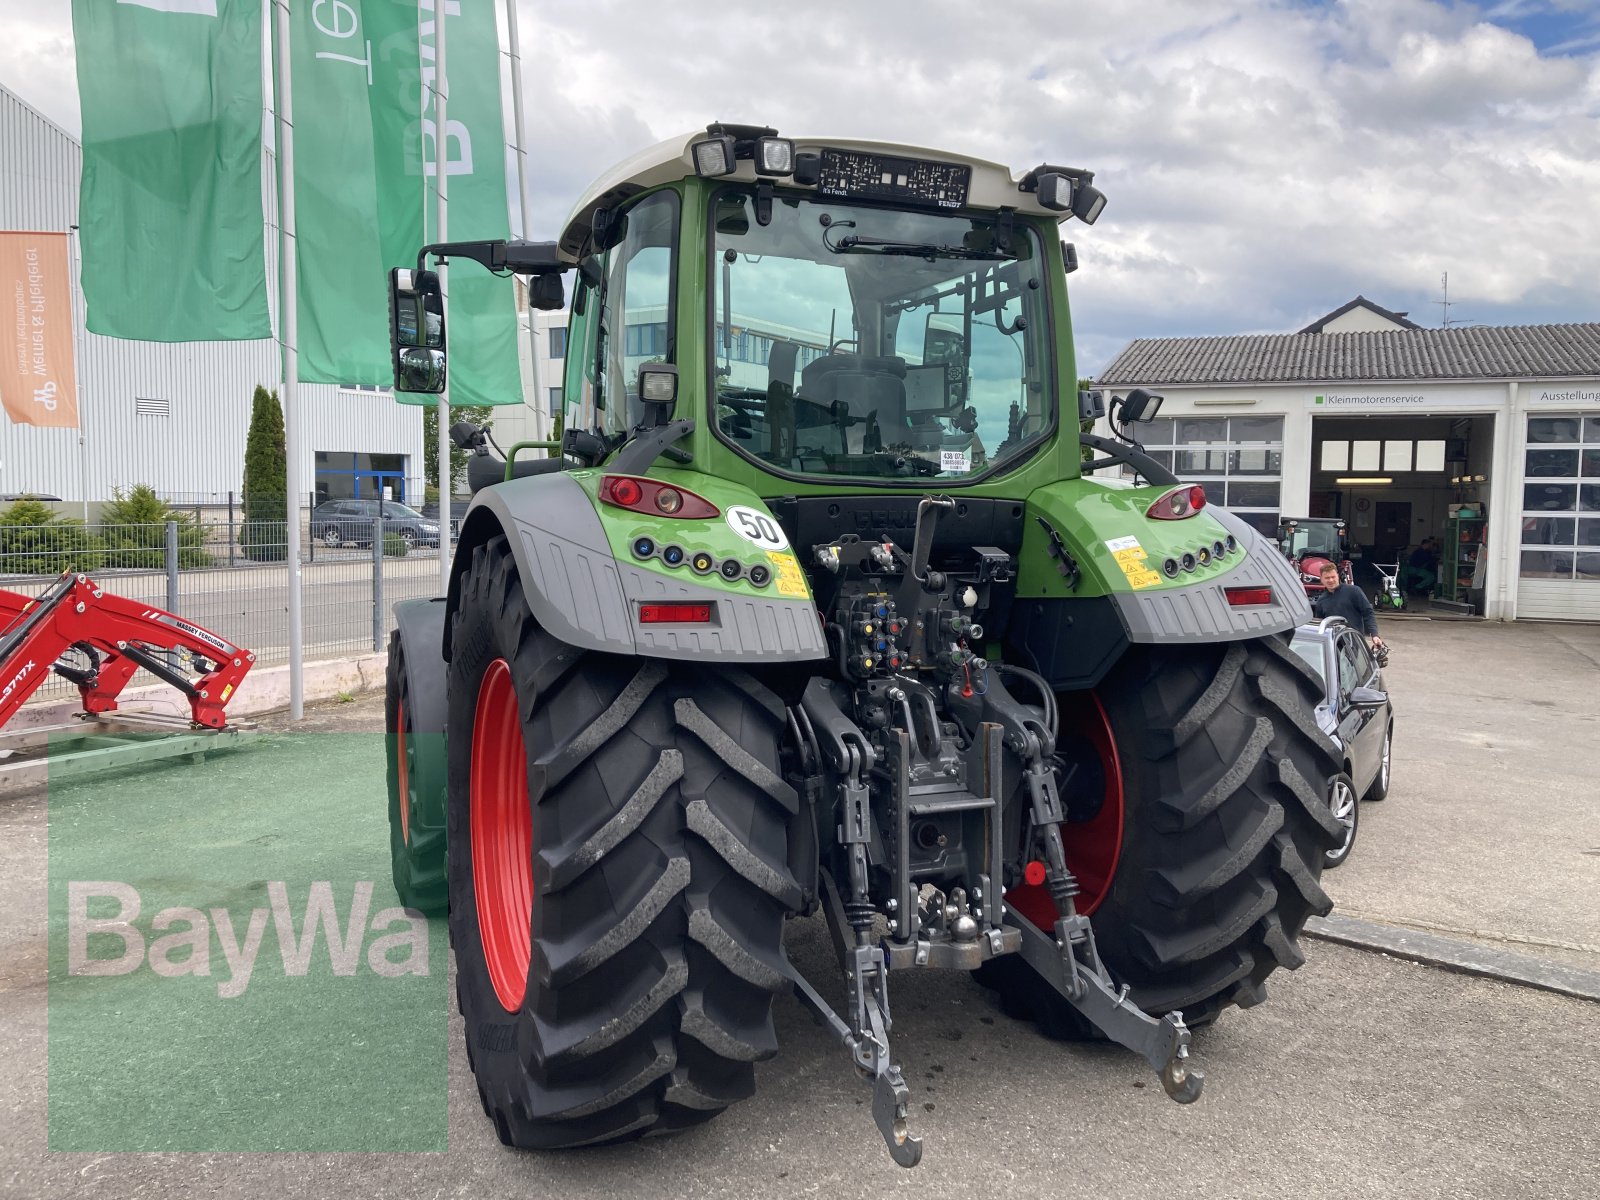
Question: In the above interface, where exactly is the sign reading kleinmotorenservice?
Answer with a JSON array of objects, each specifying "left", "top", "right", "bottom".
[{"left": 1305, "top": 384, "right": 1503, "bottom": 411}]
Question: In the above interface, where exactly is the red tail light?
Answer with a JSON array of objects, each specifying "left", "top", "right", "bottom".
[
  {"left": 638, "top": 603, "right": 713, "bottom": 624},
  {"left": 1224, "top": 586, "right": 1274, "bottom": 606},
  {"left": 1146, "top": 484, "right": 1206, "bottom": 520},
  {"left": 600, "top": 475, "right": 720, "bottom": 519}
]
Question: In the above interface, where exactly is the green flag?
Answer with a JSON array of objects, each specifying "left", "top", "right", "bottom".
[
  {"left": 288, "top": 0, "right": 424, "bottom": 386},
  {"left": 404, "top": 0, "right": 522, "bottom": 408},
  {"left": 72, "top": 0, "right": 270, "bottom": 342}
]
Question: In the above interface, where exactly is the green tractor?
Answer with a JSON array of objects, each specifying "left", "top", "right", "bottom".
[{"left": 383, "top": 124, "right": 1340, "bottom": 1167}]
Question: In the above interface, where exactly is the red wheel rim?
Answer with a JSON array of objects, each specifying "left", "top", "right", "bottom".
[
  {"left": 1008, "top": 690, "right": 1125, "bottom": 925},
  {"left": 470, "top": 658, "right": 533, "bottom": 1013},
  {"left": 396, "top": 699, "right": 411, "bottom": 846}
]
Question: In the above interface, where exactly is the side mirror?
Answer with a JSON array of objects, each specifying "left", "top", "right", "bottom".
[
  {"left": 389, "top": 267, "right": 446, "bottom": 394},
  {"left": 1349, "top": 685, "right": 1388, "bottom": 708},
  {"left": 527, "top": 272, "right": 565, "bottom": 311},
  {"left": 1115, "top": 387, "right": 1164, "bottom": 423}
]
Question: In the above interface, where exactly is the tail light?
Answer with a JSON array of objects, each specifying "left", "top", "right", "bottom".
[
  {"left": 600, "top": 475, "right": 719, "bottom": 519},
  {"left": 638, "top": 603, "right": 713, "bottom": 624},
  {"left": 1224, "top": 586, "right": 1274, "bottom": 606},
  {"left": 1146, "top": 484, "right": 1206, "bottom": 520}
]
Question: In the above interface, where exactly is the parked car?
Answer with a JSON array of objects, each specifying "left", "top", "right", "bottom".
[
  {"left": 310, "top": 499, "right": 440, "bottom": 549},
  {"left": 1286, "top": 616, "right": 1394, "bottom": 868}
]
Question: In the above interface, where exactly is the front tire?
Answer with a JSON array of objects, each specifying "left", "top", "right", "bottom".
[
  {"left": 1323, "top": 773, "right": 1359, "bottom": 869},
  {"left": 385, "top": 630, "right": 448, "bottom": 913},
  {"left": 987, "top": 635, "right": 1344, "bottom": 1035},
  {"left": 446, "top": 535, "right": 800, "bottom": 1148}
]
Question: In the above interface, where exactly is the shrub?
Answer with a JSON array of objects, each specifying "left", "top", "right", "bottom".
[
  {"left": 0, "top": 498, "right": 104, "bottom": 576},
  {"left": 241, "top": 386, "right": 288, "bottom": 562},
  {"left": 382, "top": 533, "right": 409, "bottom": 558},
  {"left": 97, "top": 485, "right": 213, "bottom": 569}
]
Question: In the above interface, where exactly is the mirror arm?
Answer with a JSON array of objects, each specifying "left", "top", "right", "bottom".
[{"left": 1079, "top": 432, "right": 1179, "bottom": 485}]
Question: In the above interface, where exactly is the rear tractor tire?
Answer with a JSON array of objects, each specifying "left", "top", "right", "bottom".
[
  {"left": 985, "top": 634, "right": 1344, "bottom": 1037},
  {"left": 446, "top": 535, "right": 801, "bottom": 1148},
  {"left": 386, "top": 630, "right": 448, "bottom": 914}
]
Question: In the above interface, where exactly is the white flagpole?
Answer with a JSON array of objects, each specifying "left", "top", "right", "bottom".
[
  {"left": 272, "top": 0, "right": 305, "bottom": 720},
  {"left": 66, "top": 225, "right": 90, "bottom": 522},
  {"left": 434, "top": 0, "right": 452, "bottom": 594},
  {"left": 504, "top": 0, "right": 544, "bottom": 438}
]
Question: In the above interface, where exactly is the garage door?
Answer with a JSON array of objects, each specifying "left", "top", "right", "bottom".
[{"left": 1518, "top": 414, "right": 1600, "bottom": 620}]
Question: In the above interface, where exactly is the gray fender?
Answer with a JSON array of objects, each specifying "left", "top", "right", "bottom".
[
  {"left": 1110, "top": 507, "right": 1314, "bottom": 643},
  {"left": 391, "top": 597, "right": 448, "bottom": 733},
  {"left": 446, "top": 472, "right": 826, "bottom": 664}
]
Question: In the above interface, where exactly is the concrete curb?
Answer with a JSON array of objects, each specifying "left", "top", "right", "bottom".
[
  {"left": 11, "top": 651, "right": 389, "bottom": 728},
  {"left": 1305, "top": 913, "right": 1600, "bottom": 1004}
]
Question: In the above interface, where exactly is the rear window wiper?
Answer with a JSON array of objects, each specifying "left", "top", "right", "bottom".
[{"left": 826, "top": 234, "right": 1013, "bottom": 261}]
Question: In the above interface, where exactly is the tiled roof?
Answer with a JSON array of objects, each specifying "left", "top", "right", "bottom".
[
  {"left": 1296, "top": 295, "right": 1420, "bottom": 333},
  {"left": 1097, "top": 323, "right": 1600, "bottom": 386}
]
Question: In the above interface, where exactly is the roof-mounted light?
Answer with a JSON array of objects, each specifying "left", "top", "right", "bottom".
[
  {"left": 691, "top": 135, "right": 737, "bottom": 178},
  {"left": 1020, "top": 164, "right": 1108, "bottom": 225},
  {"left": 755, "top": 137, "right": 795, "bottom": 176}
]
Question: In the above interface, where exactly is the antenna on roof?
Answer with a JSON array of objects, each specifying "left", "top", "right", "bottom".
[{"left": 1433, "top": 271, "right": 1473, "bottom": 329}]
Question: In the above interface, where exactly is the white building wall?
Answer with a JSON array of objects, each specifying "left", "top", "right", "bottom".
[{"left": 0, "top": 82, "right": 423, "bottom": 506}]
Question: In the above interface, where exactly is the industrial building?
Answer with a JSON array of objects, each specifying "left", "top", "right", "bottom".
[
  {"left": 1, "top": 81, "right": 559, "bottom": 509},
  {"left": 1098, "top": 298, "right": 1600, "bottom": 622}
]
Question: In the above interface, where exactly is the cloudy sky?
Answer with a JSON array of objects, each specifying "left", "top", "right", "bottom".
[{"left": 3, "top": 0, "right": 1597, "bottom": 374}]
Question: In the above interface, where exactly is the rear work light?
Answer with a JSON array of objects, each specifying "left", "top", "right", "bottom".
[
  {"left": 1224, "top": 586, "right": 1274, "bottom": 607},
  {"left": 638, "top": 603, "right": 713, "bottom": 624},
  {"left": 599, "top": 475, "right": 720, "bottom": 519},
  {"left": 1146, "top": 484, "right": 1207, "bottom": 521}
]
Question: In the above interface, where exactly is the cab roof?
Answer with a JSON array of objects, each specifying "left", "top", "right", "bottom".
[{"left": 557, "top": 129, "right": 1079, "bottom": 261}]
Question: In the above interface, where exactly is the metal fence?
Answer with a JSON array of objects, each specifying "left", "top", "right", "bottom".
[{"left": 0, "top": 507, "right": 443, "bottom": 705}]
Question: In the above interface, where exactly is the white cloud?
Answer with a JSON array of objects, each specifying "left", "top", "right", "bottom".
[{"left": 1, "top": 0, "right": 1596, "bottom": 372}]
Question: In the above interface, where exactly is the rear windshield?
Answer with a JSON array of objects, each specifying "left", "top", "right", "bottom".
[{"left": 1288, "top": 631, "right": 1327, "bottom": 686}]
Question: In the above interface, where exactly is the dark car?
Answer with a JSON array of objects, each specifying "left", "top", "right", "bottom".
[
  {"left": 1287, "top": 616, "right": 1394, "bottom": 868},
  {"left": 311, "top": 499, "right": 440, "bottom": 549}
]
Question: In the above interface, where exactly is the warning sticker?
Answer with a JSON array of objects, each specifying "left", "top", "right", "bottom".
[
  {"left": 940, "top": 449, "right": 971, "bottom": 474},
  {"left": 1106, "top": 537, "right": 1163, "bottom": 590},
  {"left": 766, "top": 551, "right": 809, "bottom": 599}
]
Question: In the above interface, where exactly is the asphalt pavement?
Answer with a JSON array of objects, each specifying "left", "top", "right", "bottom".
[{"left": 1, "top": 618, "right": 1597, "bottom": 1198}]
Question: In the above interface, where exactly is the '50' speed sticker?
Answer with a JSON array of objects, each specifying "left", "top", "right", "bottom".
[{"left": 726, "top": 506, "right": 789, "bottom": 551}]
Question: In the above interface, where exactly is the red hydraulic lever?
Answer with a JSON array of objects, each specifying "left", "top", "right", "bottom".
[{"left": 0, "top": 573, "right": 254, "bottom": 730}]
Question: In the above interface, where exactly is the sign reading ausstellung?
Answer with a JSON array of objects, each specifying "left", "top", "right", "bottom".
[{"left": 1527, "top": 386, "right": 1600, "bottom": 406}]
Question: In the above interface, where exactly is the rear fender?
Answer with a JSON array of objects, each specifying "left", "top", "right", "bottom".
[{"left": 446, "top": 472, "right": 826, "bottom": 664}]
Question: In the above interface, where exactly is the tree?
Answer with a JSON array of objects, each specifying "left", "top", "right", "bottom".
[
  {"left": 99, "top": 484, "right": 212, "bottom": 569},
  {"left": 422, "top": 403, "right": 496, "bottom": 497},
  {"left": 0, "top": 497, "right": 103, "bottom": 575},
  {"left": 241, "top": 385, "right": 288, "bottom": 561}
]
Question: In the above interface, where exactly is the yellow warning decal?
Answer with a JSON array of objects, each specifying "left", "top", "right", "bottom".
[
  {"left": 1105, "top": 536, "right": 1163, "bottom": 591},
  {"left": 221, "top": 684, "right": 234, "bottom": 701},
  {"left": 766, "top": 551, "right": 809, "bottom": 599}
]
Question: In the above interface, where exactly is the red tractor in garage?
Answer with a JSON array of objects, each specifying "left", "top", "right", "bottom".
[{"left": 1278, "top": 517, "right": 1355, "bottom": 598}]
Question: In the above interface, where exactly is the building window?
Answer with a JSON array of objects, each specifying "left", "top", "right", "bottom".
[
  {"left": 1320, "top": 438, "right": 1446, "bottom": 474},
  {"left": 1129, "top": 415, "right": 1285, "bottom": 537},
  {"left": 548, "top": 327, "right": 567, "bottom": 359},
  {"left": 548, "top": 387, "right": 562, "bottom": 412},
  {"left": 1519, "top": 414, "right": 1600, "bottom": 582}
]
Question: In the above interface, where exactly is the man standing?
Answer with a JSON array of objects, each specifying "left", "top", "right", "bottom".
[{"left": 1314, "top": 561, "right": 1385, "bottom": 651}]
